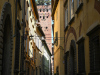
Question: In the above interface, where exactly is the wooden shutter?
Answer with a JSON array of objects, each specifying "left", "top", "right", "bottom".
[
  {"left": 14, "top": 20, "right": 20, "bottom": 73},
  {"left": 78, "top": 40, "right": 85, "bottom": 73},
  {"left": 89, "top": 35, "right": 100, "bottom": 72}
]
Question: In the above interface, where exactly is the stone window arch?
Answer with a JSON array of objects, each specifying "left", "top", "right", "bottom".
[{"left": 0, "top": 2, "right": 13, "bottom": 75}]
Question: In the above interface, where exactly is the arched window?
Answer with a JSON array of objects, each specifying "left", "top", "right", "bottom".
[
  {"left": 43, "top": 16, "right": 45, "bottom": 19},
  {"left": 46, "top": 27, "right": 48, "bottom": 29},
  {"left": 40, "top": 9, "right": 41, "bottom": 12},
  {"left": 43, "top": 9, "right": 45, "bottom": 12},
  {"left": 47, "top": 9, "right": 48, "bottom": 12}
]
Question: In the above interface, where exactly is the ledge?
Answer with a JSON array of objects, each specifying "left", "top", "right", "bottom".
[
  {"left": 88, "top": 71, "right": 100, "bottom": 75},
  {"left": 76, "top": 35, "right": 85, "bottom": 44},
  {"left": 86, "top": 21, "right": 100, "bottom": 36},
  {"left": 69, "top": 16, "right": 75, "bottom": 25},
  {"left": 64, "top": 25, "right": 68, "bottom": 32},
  {"left": 75, "top": 3, "right": 83, "bottom": 14},
  {"left": 77, "top": 73, "right": 86, "bottom": 75},
  {"left": 51, "top": 0, "right": 59, "bottom": 17}
]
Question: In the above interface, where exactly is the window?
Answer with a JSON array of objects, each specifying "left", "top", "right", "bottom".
[
  {"left": 26, "top": 38, "right": 27, "bottom": 52},
  {"left": 15, "top": 24, "right": 20, "bottom": 70},
  {"left": 65, "top": 5, "right": 68, "bottom": 27},
  {"left": 36, "top": 67, "right": 37, "bottom": 75},
  {"left": 77, "top": 0, "right": 83, "bottom": 7},
  {"left": 40, "top": 9, "right": 41, "bottom": 12},
  {"left": 55, "top": 32, "right": 58, "bottom": 46},
  {"left": 29, "top": 11, "right": 31, "bottom": 16},
  {"left": 65, "top": 52, "right": 69, "bottom": 75},
  {"left": 43, "top": 16, "right": 45, "bottom": 19},
  {"left": 70, "top": 0, "right": 74, "bottom": 19},
  {"left": 43, "top": 9, "right": 45, "bottom": 12},
  {"left": 89, "top": 34, "right": 100, "bottom": 72},
  {"left": 46, "top": 27, "right": 48, "bottom": 29},
  {"left": 86, "top": 25, "right": 100, "bottom": 74},
  {"left": 30, "top": 18, "right": 32, "bottom": 22},
  {"left": 34, "top": 50, "right": 36, "bottom": 63},
  {"left": 47, "top": 9, "right": 48, "bottom": 12},
  {"left": 29, "top": 42, "right": 30, "bottom": 55},
  {"left": 27, "top": 1, "right": 29, "bottom": 7},
  {"left": 78, "top": 40, "right": 85, "bottom": 73}
]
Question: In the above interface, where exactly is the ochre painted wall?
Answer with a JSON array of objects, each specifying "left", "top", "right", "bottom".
[
  {"left": 54, "top": 0, "right": 64, "bottom": 75},
  {"left": 65, "top": 0, "right": 100, "bottom": 75}
]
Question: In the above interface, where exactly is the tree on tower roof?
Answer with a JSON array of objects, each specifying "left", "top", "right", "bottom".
[{"left": 36, "top": 0, "right": 51, "bottom": 5}]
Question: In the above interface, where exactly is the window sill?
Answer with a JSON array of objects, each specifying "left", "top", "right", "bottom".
[
  {"left": 77, "top": 73, "right": 86, "bottom": 75},
  {"left": 75, "top": 3, "right": 83, "bottom": 14},
  {"left": 86, "top": 21, "right": 100, "bottom": 36},
  {"left": 69, "top": 16, "right": 75, "bottom": 25},
  {"left": 64, "top": 25, "right": 68, "bottom": 32},
  {"left": 88, "top": 71, "right": 100, "bottom": 75},
  {"left": 76, "top": 35, "right": 85, "bottom": 44}
]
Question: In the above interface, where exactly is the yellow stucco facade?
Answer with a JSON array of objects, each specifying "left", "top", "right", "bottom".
[
  {"left": 52, "top": 0, "right": 65, "bottom": 75},
  {"left": 52, "top": 0, "right": 100, "bottom": 75},
  {"left": 64, "top": 0, "right": 100, "bottom": 75}
]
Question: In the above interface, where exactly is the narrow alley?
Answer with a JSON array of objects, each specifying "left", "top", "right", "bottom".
[{"left": 0, "top": 0, "right": 100, "bottom": 75}]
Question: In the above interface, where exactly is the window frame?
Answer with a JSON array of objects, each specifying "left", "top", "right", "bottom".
[
  {"left": 70, "top": 0, "right": 74, "bottom": 19},
  {"left": 65, "top": 4, "right": 68, "bottom": 28},
  {"left": 77, "top": 37, "right": 85, "bottom": 74},
  {"left": 77, "top": 0, "right": 83, "bottom": 8}
]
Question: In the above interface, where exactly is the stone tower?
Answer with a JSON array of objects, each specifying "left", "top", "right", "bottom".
[{"left": 37, "top": 5, "right": 52, "bottom": 53}]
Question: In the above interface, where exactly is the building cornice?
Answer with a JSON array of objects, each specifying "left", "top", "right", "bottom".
[
  {"left": 42, "top": 40, "right": 52, "bottom": 56},
  {"left": 36, "top": 24, "right": 45, "bottom": 37},
  {"left": 51, "top": 0, "right": 59, "bottom": 17},
  {"left": 30, "top": 0, "right": 39, "bottom": 21}
]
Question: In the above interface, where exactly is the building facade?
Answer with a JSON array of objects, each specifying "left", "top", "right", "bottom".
[
  {"left": 51, "top": 0, "right": 65, "bottom": 75},
  {"left": 52, "top": 0, "right": 100, "bottom": 75},
  {"left": 0, "top": 0, "right": 26, "bottom": 75},
  {"left": 24, "top": 0, "right": 39, "bottom": 75},
  {"left": 64, "top": 0, "right": 100, "bottom": 75},
  {"left": 41, "top": 40, "right": 51, "bottom": 75}
]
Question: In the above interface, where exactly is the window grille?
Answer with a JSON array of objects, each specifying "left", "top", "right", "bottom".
[
  {"left": 78, "top": 40, "right": 85, "bottom": 73},
  {"left": 89, "top": 35, "right": 100, "bottom": 72},
  {"left": 15, "top": 25, "right": 20, "bottom": 71},
  {"left": 65, "top": 52, "right": 69, "bottom": 75}
]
